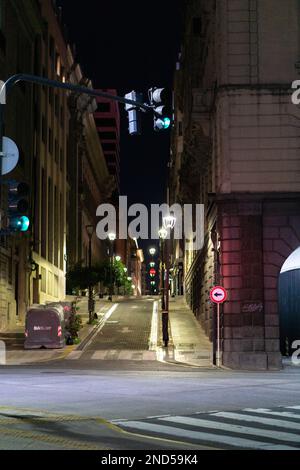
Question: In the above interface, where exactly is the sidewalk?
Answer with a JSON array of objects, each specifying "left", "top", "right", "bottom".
[
  {"left": 0, "top": 297, "right": 114, "bottom": 365},
  {"left": 157, "top": 296, "right": 213, "bottom": 367}
]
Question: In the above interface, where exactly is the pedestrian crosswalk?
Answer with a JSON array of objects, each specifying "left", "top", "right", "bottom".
[
  {"left": 66, "top": 349, "right": 157, "bottom": 361},
  {"left": 112, "top": 405, "right": 300, "bottom": 449}
]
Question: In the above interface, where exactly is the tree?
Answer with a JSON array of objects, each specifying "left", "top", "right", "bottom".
[
  {"left": 66, "top": 259, "right": 132, "bottom": 295},
  {"left": 66, "top": 263, "right": 99, "bottom": 293}
]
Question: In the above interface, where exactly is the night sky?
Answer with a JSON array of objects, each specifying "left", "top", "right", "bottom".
[{"left": 57, "top": 0, "right": 183, "bottom": 257}]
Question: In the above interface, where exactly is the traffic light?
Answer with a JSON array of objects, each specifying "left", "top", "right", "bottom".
[
  {"left": 7, "top": 181, "right": 30, "bottom": 232},
  {"left": 124, "top": 91, "right": 143, "bottom": 135},
  {"left": 148, "top": 87, "right": 171, "bottom": 131}
]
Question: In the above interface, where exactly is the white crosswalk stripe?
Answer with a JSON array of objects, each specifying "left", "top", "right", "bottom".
[
  {"left": 113, "top": 406, "right": 300, "bottom": 450},
  {"left": 244, "top": 408, "right": 300, "bottom": 420},
  {"left": 65, "top": 349, "right": 157, "bottom": 361},
  {"left": 160, "top": 415, "right": 300, "bottom": 443}
]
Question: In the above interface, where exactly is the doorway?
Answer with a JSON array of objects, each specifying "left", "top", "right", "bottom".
[{"left": 278, "top": 247, "right": 300, "bottom": 355}]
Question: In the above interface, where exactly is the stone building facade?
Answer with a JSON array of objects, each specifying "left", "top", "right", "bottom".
[
  {"left": 170, "top": 0, "right": 300, "bottom": 369},
  {"left": 0, "top": 0, "right": 110, "bottom": 329},
  {"left": 0, "top": 0, "right": 42, "bottom": 329}
]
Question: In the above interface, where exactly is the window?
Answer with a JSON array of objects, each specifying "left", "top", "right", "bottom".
[
  {"left": 54, "top": 186, "right": 58, "bottom": 267},
  {"left": 49, "top": 35, "right": 54, "bottom": 59},
  {"left": 95, "top": 117, "right": 116, "bottom": 127},
  {"left": 42, "top": 115, "right": 47, "bottom": 144},
  {"left": 48, "top": 177, "right": 53, "bottom": 263},
  {"left": 41, "top": 267, "right": 47, "bottom": 292},
  {"left": 41, "top": 169, "right": 46, "bottom": 258},
  {"left": 193, "top": 17, "right": 202, "bottom": 36},
  {"left": 56, "top": 53, "right": 61, "bottom": 77},
  {"left": 102, "top": 142, "right": 116, "bottom": 151},
  {"left": 60, "top": 147, "right": 64, "bottom": 171},
  {"left": 48, "top": 128, "right": 53, "bottom": 154},
  {"left": 178, "top": 121, "right": 183, "bottom": 136},
  {"left": 97, "top": 102, "right": 110, "bottom": 112},
  {"left": 55, "top": 93, "right": 59, "bottom": 117},
  {"left": 48, "top": 87, "right": 53, "bottom": 106},
  {"left": 54, "top": 139, "right": 59, "bottom": 163},
  {"left": 34, "top": 103, "right": 40, "bottom": 134},
  {"left": 99, "top": 131, "right": 116, "bottom": 140},
  {"left": 60, "top": 105, "right": 64, "bottom": 128}
]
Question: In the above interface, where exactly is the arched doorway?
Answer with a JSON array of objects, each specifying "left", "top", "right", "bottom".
[{"left": 278, "top": 246, "right": 300, "bottom": 355}]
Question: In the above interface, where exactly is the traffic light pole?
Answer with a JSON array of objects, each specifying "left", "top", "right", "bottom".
[{"left": 0, "top": 73, "right": 153, "bottom": 155}]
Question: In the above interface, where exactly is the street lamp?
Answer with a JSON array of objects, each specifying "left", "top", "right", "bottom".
[
  {"left": 158, "top": 226, "right": 167, "bottom": 339},
  {"left": 107, "top": 231, "right": 116, "bottom": 301},
  {"left": 149, "top": 247, "right": 156, "bottom": 256},
  {"left": 86, "top": 224, "right": 94, "bottom": 324},
  {"left": 161, "top": 216, "right": 176, "bottom": 347},
  {"left": 163, "top": 214, "right": 176, "bottom": 230}
]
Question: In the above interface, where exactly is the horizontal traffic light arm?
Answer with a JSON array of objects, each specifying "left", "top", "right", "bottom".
[
  {"left": 0, "top": 73, "right": 153, "bottom": 111},
  {"left": 0, "top": 73, "right": 154, "bottom": 152}
]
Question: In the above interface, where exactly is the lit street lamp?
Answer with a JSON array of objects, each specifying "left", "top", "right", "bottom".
[
  {"left": 163, "top": 214, "right": 176, "bottom": 230},
  {"left": 86, "top": 224, "right": 94, "bottom": 324},
  {"left": 161, "top": 216, "right": 176, "bottom": 347},
  {"left": 149, "top": 247, "right": 156, "bottom": 256},
  {"left": 107, "top": 232, "right": 116, "bottom": 301},
  {"left": 158, "top": 226, "right": 168, "bottom": 343}
]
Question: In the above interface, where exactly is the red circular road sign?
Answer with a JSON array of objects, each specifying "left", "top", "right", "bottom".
[{"left": 210, "top": 286, "right": 227, "bottom": 304}]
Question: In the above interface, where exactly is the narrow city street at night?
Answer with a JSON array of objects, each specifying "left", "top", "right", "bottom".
[{"left": 0, "top": 0, "right": 300, "bottom": 463}]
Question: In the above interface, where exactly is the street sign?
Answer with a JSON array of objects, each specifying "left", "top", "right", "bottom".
[
  {"left": 0, "top": 136, "right": 19, "bottom": 175},
  {"left": 210, "top": 285, "right": 227, "bottom": 304},
  {"left": 210, "top": 285, "right": 227, "bottom": 369}
]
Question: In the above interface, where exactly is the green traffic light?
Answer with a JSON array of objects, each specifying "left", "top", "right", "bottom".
[
  {"left": 163, "top": 117, "right": 171, "bottom": 129},
  {"left": 18, "top": 216, "right": 30, "bottom": 231}
]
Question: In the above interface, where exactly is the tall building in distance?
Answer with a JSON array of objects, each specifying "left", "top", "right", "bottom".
[{"left": 94, "top": 90, "right": 120, "bottom": 195}]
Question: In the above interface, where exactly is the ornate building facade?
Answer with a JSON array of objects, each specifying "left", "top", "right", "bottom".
[{"left": 170, "top": 0, "right": 300, "bottom": 369}]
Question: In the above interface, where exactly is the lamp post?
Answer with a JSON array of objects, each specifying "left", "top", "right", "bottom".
[
  {"left": 86, "top": 224, "right": 94, "bottom": 324},
  {"left": 107, "top": 232, "right": 116, "bottom": 301},
  {"left": 158, "top": 227, "right": 167, "bottom": 308},
  {"left": 161, "top": 215, "right": 176, "bottom": 347},
  {"left": 123, "top": 267, "right": 127, "bottom": 295},
  {"left": 158, "top": 226, "right": 168, "bottom": 346}
]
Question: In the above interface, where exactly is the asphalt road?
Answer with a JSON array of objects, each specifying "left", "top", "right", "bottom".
[{"left": 0, "top": 298, "right": 300, "bottom": 450}]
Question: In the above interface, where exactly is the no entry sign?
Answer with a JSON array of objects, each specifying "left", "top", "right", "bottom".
[
  {"left": 210, "top": 286, "right": 227, "bottom": 304},
  {"left": 210, "top": 285, "right": 227, "bottom": 368}
]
